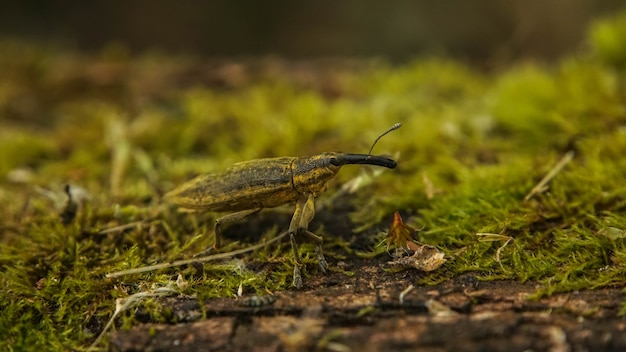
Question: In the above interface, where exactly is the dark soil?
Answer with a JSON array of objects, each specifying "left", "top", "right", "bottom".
[{"left": 108, "top": 260, "right": 626, "bottom": 352}]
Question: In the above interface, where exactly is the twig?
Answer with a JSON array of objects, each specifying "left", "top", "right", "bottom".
[
  {"left": 105, "top": 230, "right": 289, "bottom": 278},
  {"left": 524, "top": 151, "right": 575, "bottom": 202},
  {"left": 477, "top": 232, "right": 513, "bottom": 270},
  {"left": 399, "top": 284, "right": 415, "bottom": 304},
  {"left": 88, "top": 287, "right": 177, "bottom": 350},
  {"left": 98, "top": 220, "right": 156, "bottom": 235}
]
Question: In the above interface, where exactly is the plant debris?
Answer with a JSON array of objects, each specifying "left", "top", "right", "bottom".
[{"left": 387, "top": 244, "right": 447, "bottom": 272}]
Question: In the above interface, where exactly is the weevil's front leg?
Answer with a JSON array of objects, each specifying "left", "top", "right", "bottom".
[
  {"left": 304, "top": 229, "right": 328, "bottom": 273},
  {"left": 298, "top": 194, "right": 328, "bottom": 274},
  {"left": 288, "top": 196, "right": 306, "bottom": 288},
  {"left": 194, "top": 208, "right": 261, "bottom": 257},
  {"left": 289, "top": 194, "right": 328, "bottom": 288}
]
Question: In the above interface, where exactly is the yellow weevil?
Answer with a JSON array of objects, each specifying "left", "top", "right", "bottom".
[{"left": 164, "top": 123, "right": 400, "bottom": 288}]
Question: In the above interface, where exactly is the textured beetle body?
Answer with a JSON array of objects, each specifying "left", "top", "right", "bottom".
[
  {"left": 164, "top": 138, "right": 398, "bottom": 288},
  {"left": 164, "top": 157, "right": 300, "bottom": 212},
  {"left": 164, "top": 152, "right": 395, "bottom": 213}
]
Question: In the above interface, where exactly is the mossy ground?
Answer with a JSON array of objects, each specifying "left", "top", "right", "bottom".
[{"left": 2, "top": 14, "right": 626, "bottom": 351}]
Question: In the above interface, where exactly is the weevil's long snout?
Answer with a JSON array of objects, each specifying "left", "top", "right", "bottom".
[
  {"left": 328, "top": 122, "right": 400, "bottom": 169},
  {"left": 334, "top": 153, "right": 397, "bottom": 169}
]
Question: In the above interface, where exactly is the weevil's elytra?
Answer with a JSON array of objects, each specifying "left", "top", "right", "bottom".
[
  {"left": 164, "top": 157, "right": 297, "bottom": 212},
  {"left": 164, "top": 124, "right": 401, "bottom": 288}
]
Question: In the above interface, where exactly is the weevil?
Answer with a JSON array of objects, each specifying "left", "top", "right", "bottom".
[{"left": 164, "top": 123, "right": 401, "bottom": 288}]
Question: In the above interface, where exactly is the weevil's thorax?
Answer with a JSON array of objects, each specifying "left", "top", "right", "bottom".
[{"left": 292, "top": 152, "right": 342, "bottom": 196}]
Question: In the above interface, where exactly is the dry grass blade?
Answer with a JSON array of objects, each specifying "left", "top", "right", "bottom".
[{"left": 524, "top": 151, "right": 575, "bottom": 202}]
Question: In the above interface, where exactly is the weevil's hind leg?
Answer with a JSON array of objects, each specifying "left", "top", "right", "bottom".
[
  {"left": 214, "top": 208, "right": 262, "bottom": 248},
  {"left": 193, "top": 208, "right": 261, "bottom": 258}
]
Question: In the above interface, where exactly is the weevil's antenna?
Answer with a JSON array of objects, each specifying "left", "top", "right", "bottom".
[{"left": 368, "top": 123, "right": 402, "bottom": 155}]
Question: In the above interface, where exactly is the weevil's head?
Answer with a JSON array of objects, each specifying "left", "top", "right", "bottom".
[{"left": 293, "top": 152, "right": 397, "bottom": 195}]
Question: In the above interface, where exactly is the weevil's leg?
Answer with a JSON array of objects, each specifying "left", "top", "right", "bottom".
[
  {"left": 288, "top": 196, "right": 307, "bottom": 288},
  {"left": 303, "top": 230, "right": 328, "bottom": 273},
  {"left": 193, "top": 208, "right": 261, "bottom": 257},
  {"left": 293, "top": 265, "right": 303, "bottom": 289},
  {"left": 298, "top": 194, "right": 328, "bottom": 273},
  {"left": 215, "top": 208, "right": 262, "bottom": 248},
  {"left": 288, "top": 196, "right": 306, "bottom": 264},
  {"left": 298, "top": 193, "right": 315, "bottom": 229}
]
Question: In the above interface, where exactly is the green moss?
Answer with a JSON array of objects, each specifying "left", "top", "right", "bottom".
[
  {"left": 2, "top": 12, "right": 626, "bottom": 350},
  {"left": 0, "top": 129, "right": 59, "bottom": 176},
  {"left": 589, "top": 12, "right": 626, "bottom": 69}
]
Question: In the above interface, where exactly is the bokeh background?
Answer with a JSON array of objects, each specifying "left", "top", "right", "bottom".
[{"left": 3, "top": 0, "right": 626, "bottom": 63}]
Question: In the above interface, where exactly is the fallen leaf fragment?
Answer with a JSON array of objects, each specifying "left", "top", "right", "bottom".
[
  {"left": 385, "top": 211, "right": 418, "bottom": 250},
  {"left": 388, "top": 243, "right": 447, "bottom": 272}
]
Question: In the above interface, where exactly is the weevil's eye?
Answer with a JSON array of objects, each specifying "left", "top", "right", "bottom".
[{"left": 329, "top": 157, "right": 340, "bottom": 166}]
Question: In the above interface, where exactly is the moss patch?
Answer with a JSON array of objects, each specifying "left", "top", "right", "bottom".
[{"left": 2, "top": 13, "right": 626, "bottom": 350}]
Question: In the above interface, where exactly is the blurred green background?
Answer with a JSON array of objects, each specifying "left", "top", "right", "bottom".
[{"left": 2, "top": 0, "right": 625, "bottom": 62}]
